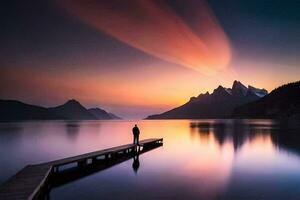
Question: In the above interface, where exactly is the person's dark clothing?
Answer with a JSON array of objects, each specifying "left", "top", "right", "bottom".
[{"left": 132, "top": 126, "right": 140, "bottom": 144}]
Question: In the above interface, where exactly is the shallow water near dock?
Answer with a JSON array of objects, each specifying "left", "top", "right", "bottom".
[{"left": 0, "top": 120, "right": 300, "bottom": 200}]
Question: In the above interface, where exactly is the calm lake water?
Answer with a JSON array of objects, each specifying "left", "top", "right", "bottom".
[{"left": 0, "top": 120, "right": 300, "bottom": 200}]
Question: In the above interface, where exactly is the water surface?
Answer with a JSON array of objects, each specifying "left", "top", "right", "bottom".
[{"left": 0, "top": 120, "right": 300, "bottom": 200}]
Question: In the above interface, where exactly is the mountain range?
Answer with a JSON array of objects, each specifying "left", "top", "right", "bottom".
[
  {"left": 0, "top": 99, "right": 121, "bottom": 121},
  {"left": 233, "top": 81, "right": 300, "bottom": 119},
  {"left": 146, "top": 81, "right": 268, "bottom": 119},
  {"left": 1, "top": 80, "right": 299, "bottom": 121}
]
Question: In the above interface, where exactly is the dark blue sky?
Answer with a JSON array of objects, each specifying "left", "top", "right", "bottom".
[{"left": 210, "top": 0, "right": 300, "bottom": 62}]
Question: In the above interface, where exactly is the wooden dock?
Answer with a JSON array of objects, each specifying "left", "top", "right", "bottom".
[{"left": 0, "top": 138, "right": 163, "bottom": 200}]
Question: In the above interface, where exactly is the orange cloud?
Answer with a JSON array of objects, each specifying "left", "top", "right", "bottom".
[{"left": 60, "top": 0, "right": 231, "bottom": 74}]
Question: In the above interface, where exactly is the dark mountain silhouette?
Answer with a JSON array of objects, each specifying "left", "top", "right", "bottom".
[
  {"left": 88, "top": 108, "right": 122, "bottom": 119},
  {"left": 48, "top": 99, "right": 96, "bottom": 120},
  {"left": 88, "top": 108, "right": 112, "bottom": 119},
  {"left": 108, "top": 113, "right": 122, "bottom": 120},
  {"left": 0, "top": 100, "right": 57, "bottom": 120},
  {"left": 0, "top": 99, "right": 121, "bottom": 121},
  {"left": 146, "top": 81, "right": 267, "bottom": 119},
  {"left": 233, "top": 81, "right": 300, "bottom": 119}
]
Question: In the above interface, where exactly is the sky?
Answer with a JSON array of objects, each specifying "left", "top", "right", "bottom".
[{"left": 0, "top": 0, "right": 299, "bottom": 119}]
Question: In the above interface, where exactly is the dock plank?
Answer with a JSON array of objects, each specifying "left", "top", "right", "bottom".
[
  {"left": 46, "top": 138, "right": 162, "bottom": 167},
  {"left": 0, "top": 138, "right": 163, "bottom": 200},
  {"left": 0, "top": 165, "right": 51, "bottom": 200}
]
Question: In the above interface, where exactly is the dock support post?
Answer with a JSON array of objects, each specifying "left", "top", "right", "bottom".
[
  {"left": 78, "top": 160, "right": 87, "bottom": 167},
  {"left": 53, "top": 166, "right": 59, "bottom": 173}
]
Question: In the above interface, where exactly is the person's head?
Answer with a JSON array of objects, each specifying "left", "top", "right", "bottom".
[{"left": 135, "top": 124, "right": 137, "bottom": 127}]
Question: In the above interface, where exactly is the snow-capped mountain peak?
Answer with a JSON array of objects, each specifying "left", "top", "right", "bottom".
[{"left": 248, "top": 85, "right": 268, "bottom": 97}]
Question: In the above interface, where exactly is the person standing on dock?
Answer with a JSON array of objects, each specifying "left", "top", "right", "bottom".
[{"left": 132, "top": 124, "right": 140, "bottom": 145}]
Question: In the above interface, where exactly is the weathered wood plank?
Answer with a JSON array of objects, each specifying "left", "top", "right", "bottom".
[{"left": 0, "top": 165, "right": 51, "bottom": 200}]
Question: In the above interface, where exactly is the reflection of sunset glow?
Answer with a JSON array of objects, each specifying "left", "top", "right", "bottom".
[
  {"left": 182, "top": 139, "right": 234, "bottom": 198},
  {"left": 236, "top": 134, "right": 277, "bottom": 167},
  {"left": 8, "top": 120, "right": 300, "bottom": 199},
  {"left": 60, "top": 0, "right": 231, "bottom": 74},
  {"left": 138, "top": 120, "right": 234, "bottom": 198}
]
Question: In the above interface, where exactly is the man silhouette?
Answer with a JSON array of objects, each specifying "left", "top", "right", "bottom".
[{"left": 132, "top": 124, "right": 140, "bottom": 145}]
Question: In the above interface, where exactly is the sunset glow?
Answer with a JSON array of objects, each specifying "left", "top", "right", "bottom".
[
  {"left": 1, "top": 1, "right": 300, "bottom": 199},
  {"left": 60, "top": 0, "right": 231, "bottom": 74},
  {"left": 0, "top": 0, "right": 299, "bottom": 118}
]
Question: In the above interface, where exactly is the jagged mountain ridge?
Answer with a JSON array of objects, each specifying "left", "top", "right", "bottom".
[
  {"left": 146, "top": 81, "right": 268, "bottom": 119},
  {"left": 233, "top": 81, "right": 300, "bottom": 119}
]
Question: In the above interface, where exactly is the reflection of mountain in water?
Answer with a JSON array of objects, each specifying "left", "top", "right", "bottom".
[
  {"left": 190, "top": 120, "right": 300, "bottom": 155},
  {"left": 65, "top": 121, "right": 81, "bottom": 139},
  {"left": 190, "top": 121, "right": 249, "bottom": 152},
  {"left": 0, "top": 123, "right": 23, "bottom": 134},
  {"left": 271, "top": 127, "right": 300, "bottom": 156}
]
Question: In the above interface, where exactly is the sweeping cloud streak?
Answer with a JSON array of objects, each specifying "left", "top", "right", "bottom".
[{"left": 60, "top": 0, "right": 231, "bottom": 74}]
